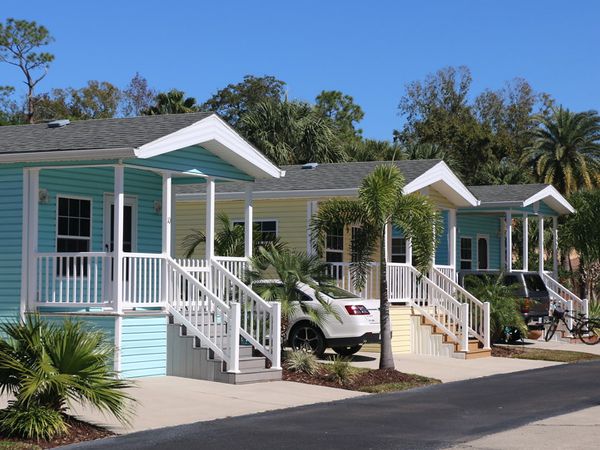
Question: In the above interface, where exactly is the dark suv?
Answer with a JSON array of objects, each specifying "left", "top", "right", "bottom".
[{"left": 458, "top": 271, "right": 551, "bottom": 326}]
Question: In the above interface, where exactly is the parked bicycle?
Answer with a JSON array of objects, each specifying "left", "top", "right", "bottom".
[{"left": 544, "top": 302, "right": 600, "bottom": 345}]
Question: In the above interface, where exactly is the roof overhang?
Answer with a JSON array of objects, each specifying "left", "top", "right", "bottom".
[
  {"left": 523, "top": 185, "right": 574, "bottom": 214},
  {"left": 0, "top": 147, "right": 135, "bottom": 163},
  {"left": 404, "top": 161, "right": 479, "bottom": 207},
  {"left": 135, "top": 114, "right": 284, "bottom": 179}
]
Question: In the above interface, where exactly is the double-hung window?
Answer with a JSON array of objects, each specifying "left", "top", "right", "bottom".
[
  {"left": 57, "top": 197, "right": 91, "bottom": 276},
  {"left": 233, "top": 220, "right": 277, "bottom": 246},
  {"left": 325, "top": 224, "right": 344, "bottom": 263},
  {"left": 460, "top": 237, "right": 473, "bottom": 270},
  {"left": 391, "top": 237, "right": 407, "bottom": 263}
]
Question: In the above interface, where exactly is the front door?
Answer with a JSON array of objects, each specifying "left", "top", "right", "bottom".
[{"left": 103, "top": 195, "right": 137, "bottom": 283}]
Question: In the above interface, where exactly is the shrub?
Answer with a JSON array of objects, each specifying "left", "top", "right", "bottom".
[
  {"left": 327, "top": 356, "right": 354, "bottom": 385},
  {"left": 588, "top": 301, "right": 600, "bottom": 320},
  {"left": 0, "top": 404, "right": 68, "bottom": 441},
  {"left": 0, "top": 316, "right": 135, "bottom": 440},
  {"left": 285, "top": 350, "right": 319, "bottom": 375}
]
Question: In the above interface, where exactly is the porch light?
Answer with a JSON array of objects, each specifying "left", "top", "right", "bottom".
[
  {"left": 39, "top": 189, "right": 49, "bottom": 204},
  {"left": 153, "top": 200, "right": 162, "bottom": 214}
]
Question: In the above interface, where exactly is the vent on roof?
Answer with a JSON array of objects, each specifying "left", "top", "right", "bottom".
[
  {"left": 302, "top": 162, "right": 319, "bottom": 170},
  {"left": 47, "top": 119, "right": 70, "bottom": 128}
]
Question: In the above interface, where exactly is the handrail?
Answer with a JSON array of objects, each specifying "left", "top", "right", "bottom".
[
  {"left": 211, "top": 259, "right": 281, "bottom": 369},
  {"left": 165, "top": 256, "right": 240, "bottom": 373},
  {"left": 430, "top": 266, "right": 490, "bottom": 349}
]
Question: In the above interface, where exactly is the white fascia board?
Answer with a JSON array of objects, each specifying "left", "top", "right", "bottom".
[
  {"left": 0, "top": 147, "right": 135, "bottom": 163},
  {"left": 177, "top": 187, "right": 358, "bottom": 202},
  {"left": 135, "top": 114, "right": 284, "bottom": 179},
  {"left": 403, "top": 161, "right": 479, "bottom": 207},
  {"left": 523, "top": 185, "right": 575, "bottom": 214}
]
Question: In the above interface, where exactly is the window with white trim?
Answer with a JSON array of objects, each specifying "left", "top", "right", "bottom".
[
  {"left": 391, "top": 237, "right": 407, "bottom": 263},
  {"left": 460, "top": 237, "right": 473, "bottom": 270},
  {"left": 233, "top": 220, "right": 277, "bottom": 245},
  {"left": 325, "top": 224, "right": 344, "bottom": 263},
  {"left": 57, "top": 197, "right": 91, "bottom": 275}
]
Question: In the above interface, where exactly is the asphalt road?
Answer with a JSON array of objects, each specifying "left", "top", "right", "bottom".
[{"left": 66, "top": 361, "right": 600, "bottom": 450}]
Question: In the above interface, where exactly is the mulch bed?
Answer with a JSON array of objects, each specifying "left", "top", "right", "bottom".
[
  {"left": 0, "top": 415, "right": 113, "bottom": 449},
  {"left": 283, "top": 366, "right": 438, "bottom": 392},
  {"left": 491, "top": 344, "right": 600, "bottom": 363}
]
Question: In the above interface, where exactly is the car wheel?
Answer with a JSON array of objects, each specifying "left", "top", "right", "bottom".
[
  {"left": 332, "top": 345, "right": 362, "bottom": 356},
  {"left": 289, "top": 324, "right": 326, "bottom": 357}
]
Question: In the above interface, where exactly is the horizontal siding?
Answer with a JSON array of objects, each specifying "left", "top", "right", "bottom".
[
  {"left": 0, "top": 168, "right": 22, "bottom": 322},
  {"left": 363, "top": 306, "right": 411, "bottom": 354},
  {"left": 457, "top": 214, "right": 502, "bottom": 270},
  {"left": 120, "top": 315, "right": 167, "bottom": 378},
  {"left": 429, "top": 188, "right": 455, "bottom": 209},
  {"left": 176, "top": 198, "right": 309, "bottom": 256},
  {"left": 127, "top": 145, "right": 252, "bottom": 181},
  {"left": 435, "top": 209, "right": 450, "bottom": 265}
]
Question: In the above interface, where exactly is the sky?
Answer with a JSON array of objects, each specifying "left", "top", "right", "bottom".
[{"left": 2, "top": 0, "right": 599, "bottom": 140}]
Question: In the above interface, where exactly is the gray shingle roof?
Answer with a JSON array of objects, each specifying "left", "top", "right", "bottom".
[
  {"left": 0, "top": 112, "right": 214, "bottom": 154},
  {"left": 177, "top": 160, "right": 441, "bottom": 195},
  {"left": 468, "top": 184, "right": 550, "bottom": 204}
]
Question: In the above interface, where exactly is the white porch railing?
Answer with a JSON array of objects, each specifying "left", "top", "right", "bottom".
[
  {"left": 174, "top": 258, "right": 210, "bottom": 285},
  {"left": 325, "top": 262, "right": 380, "bottom": 300},
  {"left": 121, "top": 253, "right": 164, "bottom": 307},
  {"left": 210, "top": 260, "right": 281, "bottom": 369},
  {"left": 434, "top": 265, "right": 456, "bottom": 282},
  {"left": 542, "top": 272, "right": 588, "bottom": 331},
  {"left": 165, "top": 256, "right": 240, "bottom": 373},
  {"left": 35, "top": 252, "right": 113, "bottom": 306},
  {"left": 214, "top": 256, "right": 249, "bottom": 280},
  {"left": 430, "top": 266, "right": 490, "bottom": 349},
  {"left": 388, "top": 263, "right": 470, "bottom": 351}
]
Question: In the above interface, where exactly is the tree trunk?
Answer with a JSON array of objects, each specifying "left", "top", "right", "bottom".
[
  {"left": 27, "top": 83, "right": 35, "bottom": 124},
  {"left": 379, "top": 230, "right": 395, "bottom": 369}
]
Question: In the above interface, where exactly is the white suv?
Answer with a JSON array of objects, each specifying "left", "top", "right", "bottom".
[{"left": 259, "top": 281, "right": 380, "bottom": 356}]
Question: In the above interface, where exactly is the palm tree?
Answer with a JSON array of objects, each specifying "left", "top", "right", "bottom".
[
  {"left": 521, "top": 107, "right": 600, "bottom": 195},
  {"left": 181, "top": 212, "right": 286, "bottom": 258},
  {"left": 0, "top": 316, "right": 133, "bottom": 440},
  {"left": 239, "top": 100, "right": 346, "bottom": 165},
  {"left": 311, "top": 164, "right": 440, "bottom": 369},
  {"left": 143, "top": 89, "right": 198, "bottom": 115}
]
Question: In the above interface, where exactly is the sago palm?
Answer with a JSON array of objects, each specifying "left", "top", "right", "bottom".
[
  {"left": 521, "top": 107, "right": 600, "bottom": 195},
  {"left": 311, "top": 164, "right": 440, "bottom": 369}
]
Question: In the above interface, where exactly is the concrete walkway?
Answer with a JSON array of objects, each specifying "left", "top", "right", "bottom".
[
  {"left": 68, "top": 377, "right": 364, "bottom": 434},
  {"left": 329, "top": 351, "right": 561, "bottom": 382}
]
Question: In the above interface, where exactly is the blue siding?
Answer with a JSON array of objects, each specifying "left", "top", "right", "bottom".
[
  {"left": 457, "top": 214, "right": 502, "bottom": 270},
  {"left": 39, "top": 314, "right": 116, "bottom": 341},
  {"left": 435, "top": 210, "right": 449, "bottom": 265},
  {"left": 38, "top": 167, "right": 162, "bottom": 253},
  {"left": 126, "top": 145, "right": 253, "bottom": 181},
  {"left": 0, "top": 168, "right": 23, "bottom": 322},
  {"left": 120, "top": 315, "right": 167, "bottom": 378}
]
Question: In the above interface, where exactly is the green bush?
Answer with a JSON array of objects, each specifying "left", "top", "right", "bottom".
[
  {"left": 285, "top": 350, "right": 319, "bottom": 375},
  {"left": 327, "top": 356, "right": 354, "bottom": 385},
  {"left": 0, "top": 405, "right": 67, "bottom": 441},
  {"left": 0, "top": 316, "right": 134, "bottom": 440},
  {"left": 588, "top": 301, "right": 600, "bottom": 320}
]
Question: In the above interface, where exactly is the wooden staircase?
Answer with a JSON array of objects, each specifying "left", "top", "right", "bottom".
[
  {"left": 166, "top": 320, "right": 282, "bottom": 384},
  {"left": 412, "top": 312, "right": 491, "bottom": 359}
]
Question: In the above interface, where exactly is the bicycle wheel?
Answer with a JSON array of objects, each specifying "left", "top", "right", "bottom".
[
  {"left": 544, "top": 320, "right": 558, "bottom": 342},
  {"left": 578, "top": 320, "right": 600, "bottom": 345}
]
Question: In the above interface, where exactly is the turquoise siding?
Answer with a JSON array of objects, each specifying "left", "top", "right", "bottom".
[
  {"left": 435, "top": 210, "right": 449, "bottom": 265},
  {"left": 0, "top": 168, "right": 22, "bottom": 322},
  {"left": 126, "top": 145, "right": 253, "bottom": 182},
  {"left": 39, "top": 314, "right": 116, "bottom": 342},
  {"left": 456, "top": 214, "right": 502, "bottom": 270},
  {"left": 120, "top": 315, "right": 167, "bottom": 378},
  {"left": 38, "top": 167, "right": 162, "bottom": 253}
]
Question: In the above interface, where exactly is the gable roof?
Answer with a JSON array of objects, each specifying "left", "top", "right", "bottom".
[
  {"left": 177, "top": 160, "right": 479, "bottom": 207},
  {"left": 468, "top": 184, "right": 574, "bottom": 214},
  {"left": 0, "top": 113, "right": 283, "bottom": 179}
]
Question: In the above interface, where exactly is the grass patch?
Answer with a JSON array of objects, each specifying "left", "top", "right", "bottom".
[{"left": 492, "top": 346, "right": 600, "bottom": 363}]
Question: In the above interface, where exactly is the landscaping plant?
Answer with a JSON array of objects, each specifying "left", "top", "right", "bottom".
[
  {"left": 0, "top": 316, "right": 134, "bottom": 440},
  {"left": 327, "top": 356, "right": 354, "bottom": 385},
  {"left": 284, "top": 350, "right": 319, "bottom": 376}
]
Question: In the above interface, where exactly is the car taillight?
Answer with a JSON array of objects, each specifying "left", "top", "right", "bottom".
[
  {"left": 345, "top": 305, "right": 370, "bottom": 315},
  {"left": 521, "top": 298, "right": 531, "bottom": 313}
]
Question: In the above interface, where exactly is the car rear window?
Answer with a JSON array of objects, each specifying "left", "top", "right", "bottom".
[
  {"left": 319, "top": 285, "right": 360, "bottom": 299},
  {"left": 523, "top": 274, "right": 548, "bottom": 293}
]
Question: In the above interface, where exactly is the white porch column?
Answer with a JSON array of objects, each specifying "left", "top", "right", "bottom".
[
  {"left": 552, "top": 216, "right": 558, "bottom": 277},
  {"left": 113, "top": 165, "right": 125, "bottom": 313},
  {"left": 449, "top": 209, "right": 457, "bottom": 273},
  {"left": 523, "top": 213, "right": 529, "bottom": 272},
  {"left": 406, "top": 238, "right": 413, "bottom": 265},
  {"left": 505, "top": 211, "right": 512, "bottom": 272},
  {"left": 384, "top": 223, "right": 391, "bottom": 263},
  {"left": 205, "top": 177, "right": 215, "bottom": 260},
  {"left": 162, "top": 174, "right": 172, "bottom": 256},
  {"left": 538, "top": 216, "right": 545, "bottom": 274},
  {"left": 25, "top": 168, "right": 39, "bottom": 315},
  {"left": 244, "top": 184, "right": 253, "bottom": 259}
]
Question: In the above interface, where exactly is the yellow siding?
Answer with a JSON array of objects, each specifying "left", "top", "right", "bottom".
[
  {"left": 429, "top": 188, "right": 455, "bottom": 209},
  {"left": 362, "top": 306, "right": 412, "bottom": 354},
  {"left": 175, "top": 198, "right": 309, "bottom": 257}
]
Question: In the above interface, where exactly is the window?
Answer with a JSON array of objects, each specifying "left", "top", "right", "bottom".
[
  {"left": 233, "top": 220, "right": 277, "bottom": 245},
  {"left": 460, "top": 237, "right": 472, "bottom": 270},
  {"left": 477, "top": 237, "right": 488, "bottom": 270},
  {"left": 391, "top": 237, "right": 407, "bottom": 263},
  {"left": 350, "top": 227, "right": 361, "bottom": 262},
  {"left": 325, "top": 224, "right": 344, "bottom": 263},
  {"left": 57, "top": 197, "right": 91, "bottom": 276}
]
